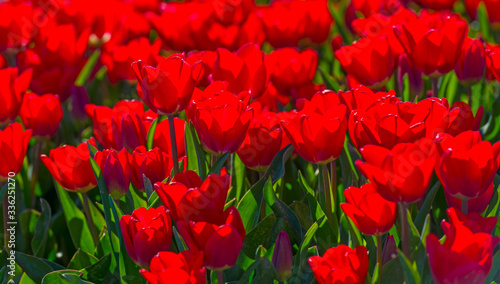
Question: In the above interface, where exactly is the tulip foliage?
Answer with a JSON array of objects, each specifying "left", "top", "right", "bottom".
[{"left": 3, "top": 0, "right": 500, "bottom": 284}]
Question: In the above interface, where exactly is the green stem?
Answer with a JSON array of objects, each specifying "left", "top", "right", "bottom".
[
  {"left": 376, "top": 235, "right": 383, "bottom": 284},
  {"left": 82, "top": 192, "right": 99, "bottom": 246},
  {"left": 398, "top": 202, "right": 410, "bottom": 258},
  {"left": 330, "top": 160, "right": 337, "bottom": 215},
  {"left": 216, "top": 270, "right": 224, "bottom": 284},
  {"left": 466, "top": 86, "right": 472, "bottom": 106},
  {"left": 322, "top": 164, "right": 334, "bottom": 229},
  {"left": 30, "top": 141, "right": 43, "bottom": 208},
  {"left": 431, "top": 77, "right": 439, "bottom": 97},
  {"left": 461, "top": 198, "right": 469, "bottom": 215},
  {"left": 167, "top": 114, "right": 180, "bottom": 175}
]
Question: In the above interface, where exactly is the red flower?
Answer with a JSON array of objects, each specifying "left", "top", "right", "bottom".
[
  {"left": 177, "top": 206, "right": 246, "bottom": 271},
  {"left": 153, "top": 117, "right": 186, "bottom": 158},
  {"left": 341, "top": 183, "right": 397, "bottom": 236},
  {"left": 154, "top": 171, "right": 230, "bottom": 222},
  {"left": 140, "top": 251, "right": 206, "bottom": 284},
  {"left": 236, "top": 109, "right": 289, "bottom": 171},
  {"left": 434, "top": 131, "right": 500, "bottom": 200},
  {"left": 120, "top": 206, "right": 172, "bottom": 268},
  {"left": 212, "top": 43, "right": 268, "bottom": 99},
  {"left": 281, "top": 90, "right": 348, "bottom": 164},
  {"left": 85, "top": 100, "right": 147, "bottom": 152},
  {"left": 394, "top": 11, "right": 468, "bottom": 77},
  {"left": 445, "top": 182, "right": 494, "bottom": 214},
  {"left": 454, "top": 37, "right": 486, "bottom": 85},
  {"left": 446, "top": 101, "right": 483, "bottom": 136},
  {"left": 94, "top": 149, "right": 131, "bottom": 200},
  {"left": 308, "top": 245, "right": 369, "bottom": 284},
  {"left": 415, "top": 0, "right": 457, "bottom": 10},
  {"left": 335, "top": 36, "right": 395, "bottom": 88},
  {"left": 0, "top": 123, "right": 31, "bottom": 182},
  {"left": 338, "top": 86, "right": 396, "bottom": 115},
  {"left": 486, "top": 44, "right": 500, "bottom": 82},
  {"left": 426, "top": 208, "right": 499, "bottom": 284},
  {"left": 41, "top": 140, "right": 97, "bottom": 192},
  {"left": 20, "top": 93, "right": 63, "bottom": 138},
  {"left": 0, "top": 67, "right": 32, "bottom": 125},
  {"left": 0, "top": 2, "right": 37, "bottom": 50},
  {"left": 356, "top": 138, "right": 436, "bottom": 203},
  {"left": 132, "top": 56, "right": 201, "bottom": 115},
  {"left": 267, "top": 47, "right": 318, "bottom": 96},
  {"left": 192, "top": 91, "right": 253, "bottom": 155},
  {"left": 442, "top": 207, "right": 497, "bottom": 236},
  {"left": 101, "top": 37, "right": 161, "bottom": 84},
  {"left": 129, "top": 146, "right": 174, "bottom": 191}
]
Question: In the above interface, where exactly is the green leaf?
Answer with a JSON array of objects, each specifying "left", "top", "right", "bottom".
[
  {"left": 80, "top": 253, "right": 113, "bottom": 283},
  {"left": 298, "top": 171, "right": 325, "bottom": 222},
  {"left": 290, "top": 201, "right": 313, "bottom": 229},
  {"left": 237, "top": 145, "right": 293, "bottom": 231},
  {"left": 252, "top": 246, "right": 277, "bottom": 284},
  {"left": 187, "top": 122, "right": 207, "bottom": 179},
  {"left": 264, "top": 179, "right": 302, "bottom": 242},
  {"left": 109, "top": 196, "right": 123, "bottom": 244},
  {"left": 398, "top": 250, "right": 421, "bottom": 284},
  {"left": 478, "top": 2, "right": 493, "bottom": 42},
  {"left": 146, "top": 117, "right": 158, "bottom": 150},
  {"left": 143, "top": 175, "right": 154, "bottom": 201},
  {"left": 230, "top": 154, "right": 247, "bottom": 204},
  {"left": 54, "top": 182, "right": 95, "bottom": 253},
  {"left": 292, "top": 218, "right": 320, "bottom": 284},
  {"left": 242, "top": 214, "right": 277, "bottom": 258},
  {"left": 319, "top": 67, "right": 340, "bottom": 91},
  {"left": 414, "top": 182, "right": 440, "bottom": 230},
  {"left": 67, "top": 249, "right": 98, "bottom": 270},
  {"left": 380, "top": 256, "right": 405, "bottom": 283},
  {"left": 119, "top": 240, "right": 145, "bottom": 284},
  {"left": 207, "top": 152, "right": 230, "bottom": 176},
  {"left": 15, "top": 251, "right": 65, "bottom": 283},
  {"left": 31, "top": 198, "right": 51, "bottom": 257},
  {"left": 75, "top": 50, "right": 100, "bottom": 86},
  {"left": 486, "top": 249, "right": 500, "bottom": 283},
  {"left": 41, "top": 270, "right": 91, "bottom": 284}
]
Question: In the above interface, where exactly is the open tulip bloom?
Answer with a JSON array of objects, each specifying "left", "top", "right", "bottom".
[{"left": 5, "top": 1, "right": 500, "bottom": 284}]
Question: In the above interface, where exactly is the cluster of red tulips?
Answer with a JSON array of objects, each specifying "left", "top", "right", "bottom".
[{"left": 1, "top": 0, "right": 500, "bottom": 283}]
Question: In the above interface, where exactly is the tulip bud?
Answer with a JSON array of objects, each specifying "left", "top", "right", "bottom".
[
  {"left": 94, "top": 149, "right": 131, "bottom": 200},
  {"left": 272, "top": 231, "right": 293, "bottom": 282}
]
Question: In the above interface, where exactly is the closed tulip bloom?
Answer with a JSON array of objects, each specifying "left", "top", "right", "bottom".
[
  {"left": 308, "top": 245, "right": 369, "bottom": 284},
  {"left": 356, "top": 138, "right": 436, "bottom": 203},
  {"left": 0, "top": 123, "right": 32, "bottom": 182},
  {"left": 335, "top": 36, "right": 395, "bottom": 89},
  {"left": 212, "top": 43, "right": 268, "bottom": 99},
  {"left": 41, "top": 140, "right": 97, "bottom": 192},
  {"left": 338, "top": 86, "right": 396, "bottom": 115},
  {"left": 192, "top": 92, "right": 253, "bottom": 155},
  {"left": 454, "top": 37, "right": 486, "bottom": 85},
  {"left": 140, "top": 251, "right": 206, "bottom": 284},
  {"left": 85, "top": 100, "right": 148, "bottom": 152},
  {"left": 120, "top": 206, "right": 173, "bottom": 268},
  {"left": 445, "top": 182, "right": 494, "bottom": 214},
  {"left": 153, "top": 117, "right": 186, "bottom": 158},
  {"left": 486, "top": 45, "right": 500, "bottom": 82},
  {"left": 0, "top": 67, "right": 32, "bottom": 125},
  {"left": 434, "top": 131, "right": 500, "bottom": 200},
  {"left": 94, "top": 149, "right": 131, "bottom": 200},
  {"left": 20, "top": 93, "right": 63, "bottom": 138},
  {"left": 272, "top": 231, "right": 293, "bottom": 283},
  {"left": 446, "top": 101, "right": 483, "bottom": 136},
  {"left": 177, "top": 206, "right": 246, "bottom": 271},
  {"left": 130, "top": 146, "right": 174, "bottom": 191},
  {"left": 426, "top": 209, "right": 499, "bottom": 284},
  {"left": 132, "top": 56, "right": 201, "bottom": 115},
  {"left": 394, "top": 11, "right": 468, "bottom": 77},
  {"left": 341, "top": 183, "right": 397, "bottom": 236},
  {"left": 154, "top": 171, "right": 230, "bottom": 222}
]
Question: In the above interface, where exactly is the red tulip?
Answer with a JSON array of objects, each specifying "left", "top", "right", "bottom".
[
  {"left": 154, "top": 171, "right": 230, "bottom": 222},
  {"left": 335, "top": 36, "right": 395, "bottom": 88},
  {"left": 41, "top": 140, "right": 97, "bottom": 192},
  {"left": 394, "top": 11, "right": 468, "bottom": 77},
  {"left": 308, "top": 245, "right": 369, "bottom": 284},
  {"left": 85, "top": 100, "right": 147, "bottom": 152},
  {"left": 129, "top": 146, "right": 174, "bottom": 191},
  {"left": 132, "top": 56, "right": 201, "bottom": 115},
  {"left": 267, "top": 48, "right": 318, "bottom": 96},
  {"left": 341, "top": 183, "right": 397, "bottom": 236},
  {"left": 426, "top": 208, "right": 499, "bottom": 284},
  {"left": 153, "top": 117, "right": 186, "bottom": 158},
  {"left": 140, "top": 251, "right": 206, "bottom": 284},
  {"left": 236, "top": 109, "right": 288, "bottom": 171},
  {"left": 445, "top": 182, "right": 494, "bottom": 214},
  {"left": 454, "top": 37, "right": 486, "bottom": 85},
  {"left": 446, "top": 101, "right": 483, "bottom": 136},
  {"left": 0, "top": 67, "right": 32, "bottom": 125},
  {"left": 281, "top": 91, "right": 348, "bottom": 164},
  {"left": 338, "top": 86, "right": 396, "bottom": 115},
  {"left": 212, "top": 43, "right": 268, "bottom": 99},
  {"left": 0, "top": 2, "right": 37, "bottom": 50},
  {"left": 442, "top": 207, "right": 497, "bottom": 236},
  {"left": 94, "top": 149, "right": 131, "bottom": 200},
  {"left": 415, "top": 0, "right": 457, "bottom": 10},
  {"left": 192, "top": 91, "right": 253, "bottom": 155},
  {"left": 120, "top": 206, "right": 172, "bottom": 268},
  {"left": 434, "top": 131, "right": 500, "bottom": 200},
  {"left": 20, "top": 93, "right": 63, "bottom": 138},
  {"left": 177, "top": 206, "right": 246, "bottom": 271},
  {"left": 486, "top": 44, "right": 500, "bottom": 82},
  {"left": 101, "top": 37, "right": 161, "bottom": 84},
  {"left": 356, "top": 138, "right": 436, "bottom": 203},
  {"left": 0, "top": 123, "right": 32, "bottom": 182},
  {"left": 185, "top": 50, "right": 216, "bottom": 88}
]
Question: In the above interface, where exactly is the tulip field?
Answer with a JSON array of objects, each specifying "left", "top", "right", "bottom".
[{"left": 3, "top": 0, "right": 500, "bottom": 283}]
